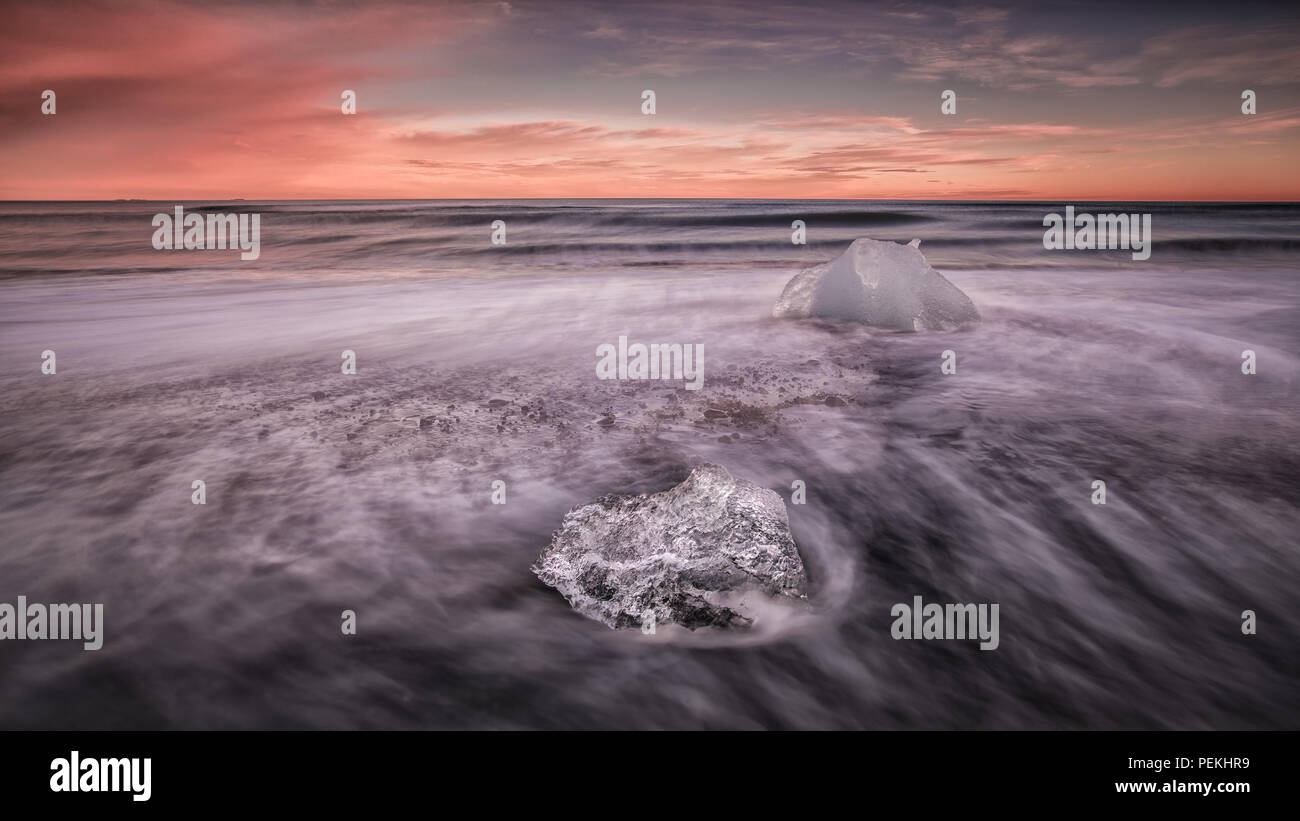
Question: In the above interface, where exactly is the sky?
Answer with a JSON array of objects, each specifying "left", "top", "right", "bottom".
[{"left": 2, "top": 0, "right": 1298, "bottom": 200}]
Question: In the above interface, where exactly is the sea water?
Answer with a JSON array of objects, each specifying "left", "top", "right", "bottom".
[{"left": 0, "top": 199, "right": 1296, "bottom": 728}]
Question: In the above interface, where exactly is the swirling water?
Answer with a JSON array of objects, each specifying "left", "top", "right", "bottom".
[{"left": 0, "top": 200, "right": 1296, "bottom": 728}]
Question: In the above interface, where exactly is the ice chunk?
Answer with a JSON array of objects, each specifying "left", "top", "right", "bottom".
[
  {"left": 773, "top": 237, "right": 979, "bottom": 331},
  {"left": 532, "top": 464, "right": 808, "bottom": 630}
]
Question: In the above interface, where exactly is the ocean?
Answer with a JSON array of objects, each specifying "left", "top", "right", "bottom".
[{"left": 0, "top": 199, "right": 1296, "bottom": 728}]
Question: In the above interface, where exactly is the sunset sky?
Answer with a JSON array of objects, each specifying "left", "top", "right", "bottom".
[{"left": 2, "top": 0, "right": 1298, "bottom": 200}]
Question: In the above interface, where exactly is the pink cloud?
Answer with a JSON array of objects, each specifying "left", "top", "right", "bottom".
[{"left": 0, "top": 1, "right": 1295, "bottom": 200}]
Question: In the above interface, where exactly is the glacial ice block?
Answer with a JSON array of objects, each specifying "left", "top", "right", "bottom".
[
  {"left": 532, "top": 464, "right": 808, "bottom": 630},
  {"left": 773, "top": 237, "right": 979, "bottom": 331}
]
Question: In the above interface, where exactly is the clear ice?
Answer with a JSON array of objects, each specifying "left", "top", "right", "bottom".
[
  {"left": 532, "top": 464, "right": 808, "bottom": 630},
  {"left": 773, "top": 237, "right": 980, "bottom": 331}
]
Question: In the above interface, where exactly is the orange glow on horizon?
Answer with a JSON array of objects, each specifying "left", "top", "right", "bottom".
[{"left": 2, "top": 1, "right": 1297, "bottom": 201}]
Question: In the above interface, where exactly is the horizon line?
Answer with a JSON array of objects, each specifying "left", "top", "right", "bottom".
[{"left": 4, "top": 198, "right": 1299, "bottom": 204}]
